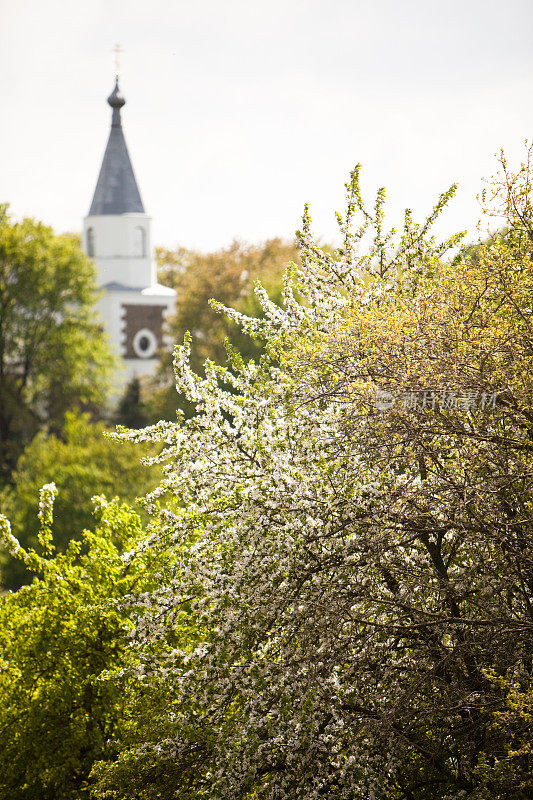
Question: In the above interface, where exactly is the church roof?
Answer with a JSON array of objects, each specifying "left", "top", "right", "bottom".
[{"left": 88, "top": 78, "right": 145, "bottom": 216}]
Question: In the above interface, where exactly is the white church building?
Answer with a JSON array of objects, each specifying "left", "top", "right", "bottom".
[{"left": 83, "top": 78, "right": 176, "bottom": 396}]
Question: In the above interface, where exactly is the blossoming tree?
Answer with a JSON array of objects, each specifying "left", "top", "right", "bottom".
[{"left": 0, "top": 154, "right": 517, "bottom": 800}]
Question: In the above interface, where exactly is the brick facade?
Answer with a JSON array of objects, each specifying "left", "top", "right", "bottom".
[{"left": 122, "top": 304, "right": 166, "bottom": 358}]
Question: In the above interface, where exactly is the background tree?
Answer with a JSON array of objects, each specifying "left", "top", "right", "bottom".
[
  {"left": 0, "top": 206, "right": 113, "bottom": 480},
  {"left": 0, "top": 411, "right": 161, "bottom": 588},
  {"left": 114, "top": 377, "right": 149, "bottom": 429}
]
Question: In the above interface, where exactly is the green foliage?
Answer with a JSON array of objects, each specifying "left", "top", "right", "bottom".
[
  {"left": 0, "top": 492, "right": 157, "bottom": 800},
  {"left": 0, "top": 411, "right": 161, "bottom": 588},
  {"left": 0, "top": 205, "right": 113, "bottom": 479}
]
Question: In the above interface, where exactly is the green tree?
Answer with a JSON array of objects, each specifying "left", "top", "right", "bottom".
[
  {"left": 0, "top": 411, "right": 161, "bottom": 588},
  {"left": 0, "top": 206, "right": 113, "bottom": 479},
  {"left": 0, "top": 489, "right": 161, "bottom": 800}
]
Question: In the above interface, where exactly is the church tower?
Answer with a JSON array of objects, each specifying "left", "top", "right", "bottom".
[{"left": 83, "top": 78, "right": 175, "bottom": 396}]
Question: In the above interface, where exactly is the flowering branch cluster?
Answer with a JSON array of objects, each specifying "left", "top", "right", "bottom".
[{"left": 98, "top": 163, "right": 533, "bottom": 800}]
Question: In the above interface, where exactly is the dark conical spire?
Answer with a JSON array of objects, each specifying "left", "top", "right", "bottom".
[{"left": 88, "top": 78, "right": 145, "bottom": 216}]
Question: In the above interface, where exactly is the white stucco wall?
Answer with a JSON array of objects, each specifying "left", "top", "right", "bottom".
[{"left": 83, "top": 213, "right": 154, "bottom": 288}]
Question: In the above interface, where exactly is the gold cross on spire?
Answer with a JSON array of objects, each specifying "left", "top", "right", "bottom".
[{"left": 112, "top": 43, "right": 123, "bottom": 77}]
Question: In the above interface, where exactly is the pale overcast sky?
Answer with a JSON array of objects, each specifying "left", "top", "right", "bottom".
[{"left": 1, "top": 0, "right": 532, "bottom": 251}]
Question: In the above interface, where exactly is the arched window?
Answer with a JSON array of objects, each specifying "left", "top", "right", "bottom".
[
  {"left": 133, "top": 226, "right": 146, "bottom": 257},
  {"left": 87, "top": 227, "right": 95, "bottom": 257}
]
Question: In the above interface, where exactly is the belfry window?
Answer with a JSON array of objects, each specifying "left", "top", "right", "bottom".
[
  {"left": 133, "top": 226, "right": 146, "bottom": 257},
  {"left": 87, "top": 227, "right": 95, "bottom": 257}
]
